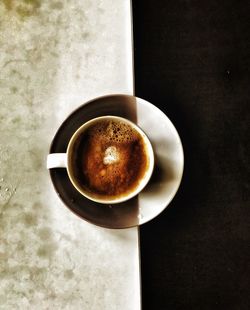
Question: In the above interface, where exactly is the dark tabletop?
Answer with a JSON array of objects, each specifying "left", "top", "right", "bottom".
[{"left": 133, "top": 1, "right": 250, "bottom": 309}]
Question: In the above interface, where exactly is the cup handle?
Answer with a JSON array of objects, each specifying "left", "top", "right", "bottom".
[{"left": 47, "top": 153, "right": 67, "bottom": 169}]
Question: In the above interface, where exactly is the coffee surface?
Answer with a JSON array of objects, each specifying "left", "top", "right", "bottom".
[{"left": 73, "top": 119, "right": 148, "bottom": 199}]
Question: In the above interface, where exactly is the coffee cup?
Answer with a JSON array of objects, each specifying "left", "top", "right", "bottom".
[{"left": 47, "top": 115, "right": 154, "bottom": 204}]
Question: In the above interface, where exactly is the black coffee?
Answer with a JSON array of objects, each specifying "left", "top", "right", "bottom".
[{"left": 71, "top": 119, "right": 149, "bottom": 200}]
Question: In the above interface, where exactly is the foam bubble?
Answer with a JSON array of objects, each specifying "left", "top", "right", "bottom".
[{"left": 89, "top": 120, "right": 139, "bottom": 144}]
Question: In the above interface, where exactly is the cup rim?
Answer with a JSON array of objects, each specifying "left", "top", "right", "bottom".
[{"left": 66, "top": 115, "right": 154, "bottom": 204}]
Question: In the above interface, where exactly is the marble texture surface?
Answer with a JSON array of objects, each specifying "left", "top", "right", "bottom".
[{"left": 0, "top": 1, "right": 140, "bottom": 309}]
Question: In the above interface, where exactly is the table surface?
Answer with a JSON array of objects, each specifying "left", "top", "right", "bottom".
[
  {"left": 0, "top": 1, "right": 140, "bottom": 309},
  {"left": 133, "top": 1, "right": 250, "bottom": 309},
  {"left": 1, "top": 1, "right": 249, "bottom": 309}
]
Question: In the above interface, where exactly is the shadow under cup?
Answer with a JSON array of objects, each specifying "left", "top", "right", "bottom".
[{"left": 66, "top": 116, "right": 154, "bottom": 205}]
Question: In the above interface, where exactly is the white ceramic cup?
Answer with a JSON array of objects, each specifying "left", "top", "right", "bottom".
[{"left": 47, "top": 116, "right": 154, "bottom": 204}]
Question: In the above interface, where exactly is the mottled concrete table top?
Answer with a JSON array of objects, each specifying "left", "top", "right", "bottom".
[{"left": 0, "top": 1, "right": 140, "bottom": 309}]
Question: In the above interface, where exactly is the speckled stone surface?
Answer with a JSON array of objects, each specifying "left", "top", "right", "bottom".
[{"left": 0, "top": 1, "right": 139, "bottom": 309}]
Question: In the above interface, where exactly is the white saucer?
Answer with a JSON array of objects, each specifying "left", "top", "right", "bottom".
[
  {"left": 49, "top": 94, "right": 184, "bottom": 228},
  {"left": 135, "top": 97, "right": 184, "bottom": 224}
]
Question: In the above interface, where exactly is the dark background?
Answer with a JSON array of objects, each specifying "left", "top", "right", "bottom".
[{"left": 132, "top": 1, "right": 250, "bottom": 309}]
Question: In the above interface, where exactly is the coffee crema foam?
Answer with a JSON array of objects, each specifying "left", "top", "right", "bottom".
[{"left": 73, "top": 119, "right": 149, "bottom": 199}]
